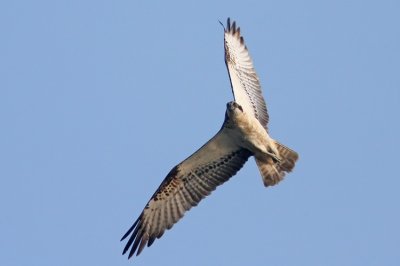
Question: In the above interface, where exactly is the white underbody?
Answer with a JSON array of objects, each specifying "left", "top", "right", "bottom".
[{"left": 226, "top": 105, "right": 279, "bottom": 159}]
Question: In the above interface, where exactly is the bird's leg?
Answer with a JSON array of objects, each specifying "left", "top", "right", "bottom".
[
  {"left": 269, "top": 152, "right": 282, "bottom": 164},
  {"left": 266, "top": 147, "right": 282, "bottom": 164}
]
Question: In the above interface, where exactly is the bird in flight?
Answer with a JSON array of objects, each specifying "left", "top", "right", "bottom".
[{"left": 121, "top": 18, "right": 299, "bottom": 259}]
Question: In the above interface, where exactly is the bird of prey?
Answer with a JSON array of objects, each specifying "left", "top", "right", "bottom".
[{"left": 121, "top": 18, "right": 299, "bottom": 259}]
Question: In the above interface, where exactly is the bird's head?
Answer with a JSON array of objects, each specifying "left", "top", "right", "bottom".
[
  {"left": 225, "top": 101, "right": 244, "bottom": 119},
  {"left": 227, "top": 101, "right": 243, "bottom": 112}
]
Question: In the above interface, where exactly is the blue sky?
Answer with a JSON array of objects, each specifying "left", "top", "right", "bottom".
[{"left": 1, "top": 1, "right": 399, "bottom": 265}]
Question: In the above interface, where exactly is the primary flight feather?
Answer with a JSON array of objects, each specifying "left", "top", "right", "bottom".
[{"left": 121, "top": 18, "right": 299, "bottom": 259}]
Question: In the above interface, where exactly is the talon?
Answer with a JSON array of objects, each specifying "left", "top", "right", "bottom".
[
  {"left": 266, "top": 151, "right": 281, "bottom": 164},
  {"left": 273, "top": 155, "right": 282, "bottom": 164}
]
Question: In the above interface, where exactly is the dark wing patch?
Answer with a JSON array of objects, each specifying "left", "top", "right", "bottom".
[
  {"left": 223, "top": 18, "right": 269, "bottom": 129},
  {"left": 121, "top": 149, "right": 252, "bottom": 258}
]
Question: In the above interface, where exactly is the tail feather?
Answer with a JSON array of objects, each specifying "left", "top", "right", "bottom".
[{"left": 255, "top": 140, "right": 299, "bottom": 187}]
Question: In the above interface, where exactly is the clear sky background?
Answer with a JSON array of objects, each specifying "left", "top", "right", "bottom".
[{"left": 1, "top": 1, "right": 399, "bottom": 265}]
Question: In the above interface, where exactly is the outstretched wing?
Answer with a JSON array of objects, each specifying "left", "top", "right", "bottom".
[
  {"left": 121, "top": 127, "right": 252, "bottom": 258},
  {"left": 223, "top": 18, "right": 269, "bottom": 129}
]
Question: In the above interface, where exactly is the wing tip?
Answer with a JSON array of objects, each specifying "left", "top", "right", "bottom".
[
  {"left": 121, "top": 165, "right": 183, "bottom": 259},
  {"left": 121, "top": 214, "right": 141, "bottom": 242},
  {"left": 223, "top": 17, "right": 247, "bottom": 50},
  {"left": 121, "top": 214, "right": 146, "bottom": 259}
]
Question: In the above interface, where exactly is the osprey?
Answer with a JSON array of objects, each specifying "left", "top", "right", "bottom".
[{"left": 121, "top": 18, "right": 299, "bottom": 259}]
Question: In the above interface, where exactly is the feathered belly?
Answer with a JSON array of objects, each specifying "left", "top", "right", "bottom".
[{"left": 233, "top": 113, "right": 272, "bottom": 155}]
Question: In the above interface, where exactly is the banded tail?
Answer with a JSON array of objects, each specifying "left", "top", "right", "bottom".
[{"left": 255, "top": 141, "right": 299, "bottom": 187}]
